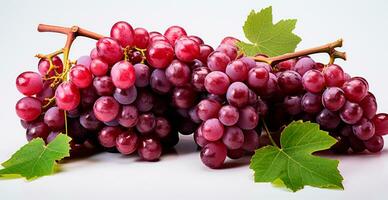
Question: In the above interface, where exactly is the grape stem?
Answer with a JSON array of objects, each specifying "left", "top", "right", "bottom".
[
  {"left": 252, "top": 39, "right": 347, "bottom": 65},
  {"left": 262, "top": 120, "right": 278, "bottom": 148}
]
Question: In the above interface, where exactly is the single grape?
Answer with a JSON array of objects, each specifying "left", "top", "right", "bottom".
[
  {"left": 79, "top": 110, "right": 102, "bottom": 131},
  {"left": 110, "top": 21, "right": 134, "bottom": 47},
  {"left": 225, "top": 60, "right": 248, "bottom": 81},
  {"left": 90, "top": 48, "right": 99, "bottom": 60},
  {"left": 172, "top": 86, "right": 196, "bottom": 109},
  {"left": 69, "top": 65, "right": 93, "bottom": 88},
  {"left": 116, "top": 131, "right": 138, "bottom": 155},
  {"left": 165, "top": 60, "right": 191, "bottom": 86},
  {"left": 136, "top": 113, "right": 156, "bottom": 134},
  {"left": 113, "top": 86, "right": 137, "bottom": 105},
  {"left": 155, "top": 117, "right": 171, "bottom": 138},
  {"left": 191, "top": 66, "right": 210, "bottom": 91},
  {"left": 237, "top": 106, "right": 259, "bottom": 130},
  {"left": 15, "top": 97, "right": 42, "bottom": 121},
  {"left": 76, "top": 56, "right": 92, "bottom": 69},
  {"left": 146, "top": 41, "right": 174, "bottom": 69},
  {"left": 55, "top": 81, "right": 80, "bottom": 111},
  {"left": 316, "top": 109, "right": 341, "bottom": 130},
  {"left": 216, "top": 44, "right": 238, "bottom": 60},
  {"left": 80, "top": 86, "right": 98, "bottom": 109},
  {"left": 227, "top": 148, "right": 245, "bottom": 159},
  {"left": 348, "top": 135, "right": 366, "bottom": 153},
  {"left": 111, "top": 61, "right": 136, "bottom": 89},
  {"left": 133, "top": 27, "right": 150, "bottom": 49},
  {"left": 164, "top": 25, "right": 187, "bottom": 45},
  {"left": 207, "top": 51, "right": 231, "bottom": 72},
  {"left": 118, "top": 105, "right": 138, "bottom": 128},
  {"left": 322, "top": 64, "right": 345, "bottom": 87},
  {"left": 138, "top": 137, "right": 162, "bottom": 161},
  {"left": 46, "top": 131, "right": 61, "bottom": 143},
  {"left": 293, "top": 56, "right": 315, "bottom": 76},
  {"left": 188, "top": 35, "right": 204, "bottom": 45},
  {"left": 331, "top": 135, "right": 350, "bottom": 154},
  {"left": 276, "top": 59, "right": 296, "bottom": 71},
  {"left": 198, "top": 44, "right": 214, "bottom": 64},
  {"left": 360, "top": 92, "right": 377, "bottom": 119},
  {"left": 36, "top": 82, "right": 55, "bottom": 105},
  {"left": 149, "top": 31, "right": 161, "bottom": 37},
  {"left": 26, "top": 121, "right": 50, "bottom": 141},
  {"left": 247, "top": 67, "right": 269, "bottom": 89},
  {"left": 339, "top": 124, "right": 353, "bottom": 137},
  {"left": 226, "top": 82, "right": 249, "bottom": 108},
  {"left": 90, "top": 58, "right": 109, "bottom": 77},
  {"left": 150, "top": 69, "right": 172, "bottom": 94},
  {"left": 352, "top": 118, "right": 375, "bottom": 140},
  {"left": 364, "top": 135, "right": 384, "bottom": 153},
  {"left": 93, "top": 76, "right": 115, "bottom": 96},
  {"left": 220, "top": 36, "right": 240, "bottom": 47},
  {"left": 202, "top": 118, "right": 224, "bottom": 141},
  {"left": 301, "top": 92, "right": 322, "bottom": 114},
  {"left": 197, "top": 99, "right": 222, "bottom": 121},
  {"left": 134, "top": 89, "right": 154, "bottom": 112},
  {"left": 242, "top": 129, "right": 259, "bottom": 152},
  {"left": 174, "top": 38, "right": 200, "bottom": 62},
  {"left": 44, "top": 106, "right": 65, "bottom": 130},
  {"left": 302, "top": 69, "right": 325, "bottom": 93},
  {"left": 133, "top": 63, "right": 151, "bottom": 87},
  {"left": 372, "top": 113, "right": 388, "bottom": 135},
  {"left": 194, "top": 126, "right": 209, "bottom": 147},
  {"left": 259, "top": 73, "right": 279, "bottom": 97},
  {"left": 200, "top": 142, "right": 227, "bottom": 169},
  {"left": 218, "top": 105, "right": 239, "bottom": 126},
  {"left": 222, "top": 126, "right": 244, "bottom": 150},
  {"left": 96, "top": 37, "right": 123, "bottom": 65},
  {"left": 204, "top": 71, "right": 230, "bottom": 95},
  {"left": 38, "top": 56, "right": 63, "bottom": 77},
  {"left": 283, "top": 96, "right": 302, "bottom": 115},
  {"left": 93, "top": 96, "right": 120, "bottom": 122},
  {"left": 277, "top": 70, "right": 303, "bottom": 95},
  {"left": 188, "top": 106, "right": 201, "bottom": 124},
  {"left": 149, "top": 35, "right": 169, "bottom": 44},
  {"left": 342, "top": 78, "right": 368, "bottom": 103},
  {"left": 322, "top": 87, "right": 346, "bottom": 111},
  {"left": 16, "top": 71, "right": 43, "bottom": 96},
  {"left": 98, "top": 126, "right": 121, "bottom": 148},
  {"left": 66, "top": 108, "right": 80, "bottom": 118},
  {"left": 340, "top": 101, "right": 364, "bottom": 125}
]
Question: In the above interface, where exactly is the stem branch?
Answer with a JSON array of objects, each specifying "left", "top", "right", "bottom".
[{"left": 262, "top": 120, "right": 278, "bottom": 148}]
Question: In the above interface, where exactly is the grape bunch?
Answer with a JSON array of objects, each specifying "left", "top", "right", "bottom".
[{"left": 14, "top": 21, "right": 388, "bottom": 168}]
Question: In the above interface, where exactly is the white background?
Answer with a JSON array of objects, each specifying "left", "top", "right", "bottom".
[{"left": 1, "top": 0, "right": 388, "bottom": 199}]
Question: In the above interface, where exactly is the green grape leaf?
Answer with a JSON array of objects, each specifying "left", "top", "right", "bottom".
[
  {"left": 238, "top": 6, "right": 302, "bottom": 56},
  {"left": 250, "top": 121, "right": 344, "bottom": 192},
  {"left": 0, "top": 134, "right": 71, "bottom": 180}
]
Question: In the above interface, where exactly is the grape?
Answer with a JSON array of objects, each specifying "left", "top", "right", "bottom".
[
  {"left": 174, "top": 38, "right": 200, "bottom": 62},
  {"left": 90, "top": 58, "right": 109, "bottom": 77},
  {"left": 293, "top": 56, "right": 315, "bottom": 76},
  {"left": 26, "top": 121, "right": 50, "bottom": 141},
  {"left": 226, "top": 82, "right": 249, "bottom": 108},
  {"left": 16, "top": 97, "right": 42, "bottom": 121},
  {"left": 96, "top": 37, "right": 123, "bottom": 65},
  {"left": 277, "top": 59, "right": 296, "bottom": 71},
  {"left": 44, "top": 106, "right": 65, "bottom": 130},
  {"left": 191, "top": 67, "right": 210, "bottom": 91},
  {"left": 69, "top": 65, "right": 93, "bottom": 88},
  {"left": 55, "top": 81, "right": 80, "bottom": 111},
  {"left": 277, "top": 70, "right": 303, "bottom": 95},
  {"left": 136, "top": 113, "right": 156, "bottom": 134},
  {"left": 227, "top": 148, "right": 245, "bottom": 159},
  {"left": 79, "top": 110, "right": 102, "bottom": 130},
  {"left": 150, "top": 69, "right": 172, "bottom": 94},
  {"left": 133, "top": 63, "right": 151, "bottom": 87},
  {"left": 116, "top": 131, "right": 138, "bottom": 155},
  {"left": 104, "top": 120, "right": 119, "bottom": 127},
  {"left": 360, "top": 92, "right": 377, "bottom": 119},
  {"left": 164, "top": 25, "right": 187, "bottom": 45},
  {"left": 93, "top": 76, "right": 115, "bottom": 96},
  {"left": 188, "top": 106, "right": 201, "bottom": 124},
  {"left": 155, "top": 117, "right": 171, "bottom": 138},
  {"left": 93, "top": 96, "right": 120, "bottom": 122},
  {"left": 331, "top": 135, "right": 350, "bottom": 154},
  {"left": 204, "top": 71, "right": 230, "bottom": 95},
  {"left": 316, "top": 109, "right": 340, "bottom": 130},
  {"left": 67, "top": 108, "right": 80, "bottom": 118},
  {"left": 90, "top": 48, "right": 99, "bottom": 60},
  {"left": 46, "top": 131, "right": 61, "bottom": 143},
  {"left": 339, "top": 124, "right": 353, "bottom": 137},
  {"left": 242, "top": 130, "right": 260, "bottom": 152},
  {"left": 98, "top": 126, "right": 121, "bottom": 148},
  {"left": 149, "top": 31, "right": 161, "bottom": 37},
  {"left": 348, "top": 135, "right": 366, "bottom": 153},
  {"left": 118, "top": 105, "right": 138, "bottom": 128},
  {"left": 340, "top": 101, "right": 363, "bottom": 125},
  {"left": 129, "top": 51, "right": 143, "bottom": 64},
  {"left": 207, "top": 51, "right": 231, "bottom": 72},
  {"left": 283, "top": 96, "right": 302, "bottom": 115},
  {"left": 188, "top": 35, "right": 204, "bottom": 45},
  {"left": 200, "top": 142, "right": 227, "bottom": 169},
  {"left": 322, "top": 64, "right": 345, "bottom": 87},
  {"left": 194, "top": 126, "right": 209, "bottom": 147},
  {"left": 220, "top": 36, "right": 240, "bottom": 47},
  {"left": 165, "top": 60, "right": 191, "bottom": 86},
  {"left": 133, "top": 27, "right": 150, "bottom": 49},
  {"left": 177, "top": 117, "right": 197, "bottom": 135},
  {"left": 342, "top": 78, "right": 368, "bottom": 103},
  {"left": 197, "top": 99, "right": 222, "bottom": 121},
  {"left": 202, "top": 118, "right": 224, "bottom": 141},
  {"left": 259, "top": 73, "right": 279, "bottom": 97},
  {"left": 110, "top": 21, "right": 134, "bottom": 47},
  {"left": 80, "top": 86, "right": 98, "bottom": 109},
  {"left": 135, "top": 90, "right": 154, "bottom": 112},
  {"left": 138, "top": 137, "right": 162, "bottom": 161},
  {"left": 222, "top": 126, "right": 244, "bottom": 150},
  {"left": 237, "top": 106, "right": 259, "bottom": 130},
  {"left": 255, "top": 97, "right": 268, "bottom": 116},
  {"left": 301, "top": 92, "right": 322, "bottom": 114},
  {"left": 198, "top": 44, "right": 214, "bottom": 63},
  {"left": 36, "top": 82, "right": 55, "bottom": 105},
  {"left": 364, "top": 135, "right": 384, "bottom": 153},
  {"left": 322, "top": 87, "right": 346, "bottom": 111},
  {"left": 352, "top": 118, "right": 375, "bottom": 140},
  {"left": 112, "top": 87, "right": 137, "bottom": 106},
  {"left": 216, "top": 44, "right": 238, "bottom": 60},
  {"left": 172, "top": 86, "right": 196, "bottom": 109},
  {"left": 225, "top": 60, "right": 248, "bottom": 81},
  {"left": 372, "top": 113, "right": 388, "bottom": 135},
  {"left": 38, "top": 56, "right": 63, "bottom": 77},
  {"left": 111, "top": 61, "right": 136, "bottom": 89},
  {"left": 239, "top": 57, "right": 256, "bottom": 70},
  {"left": 302, "top": 69, "right": 325, "bottom": 93},
  {"left": 76, "top": 56, "right": 92, "bottom": 69},
  {"left": 146, "top": 41, "right": 174, "bottom": 69},
  {"left": 150, "top": 35, "right": 169, "bottom": 43},
  {"left": 218, "top": 105, "right": 239, "bottom": 126},
  {"left": 16, "top": 71, "right": 43, "bottom": 96},
  {"left": 247, "top": 67, "right": 269, "bottom": 89}
]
